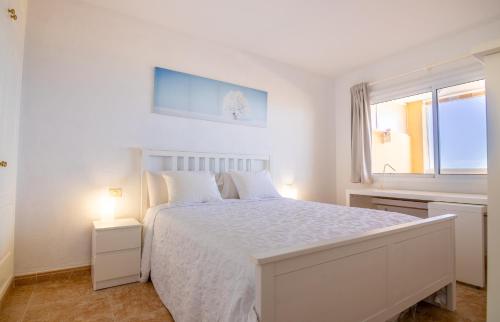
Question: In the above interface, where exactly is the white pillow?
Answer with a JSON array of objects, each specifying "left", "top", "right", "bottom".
[
  {"left": 217, "top": 173, "right": 239, "bottom": 199},
  {"left": 146, "top": 171, "right": 169, "bottom": 207},
  {"left": 229, "top": 171, "right": 281, "bottom": 200},
  {"left": 162, "top": 171, "right": 222, "bottom": 203}
]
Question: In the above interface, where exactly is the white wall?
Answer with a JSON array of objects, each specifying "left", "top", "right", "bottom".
[
  {"left": 332, "top": 19, "right": 500, "bottom": 204},
  {"left": 484, "top": 49, "right": 500, "bottom": 322},
  {"left": 15, "top": 0, "right": 335, "bottom": 275}
]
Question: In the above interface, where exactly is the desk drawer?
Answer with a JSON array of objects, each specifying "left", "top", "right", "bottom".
[
  {"left": 372, "top": 198, "right": 428, "bottom": 210},
  {"left": 93, "top": 248, "right": 140, "bottom": 282},
  {"left": 94, "top": 227, "right": 141, "bottom": 253},
  {"left": 376, "top": 205, "right": 428, "bottom": 218}
]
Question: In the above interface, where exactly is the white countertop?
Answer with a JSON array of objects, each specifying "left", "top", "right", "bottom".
[{"left": 346, "top": 188, "right": 488, "bottom": 206}]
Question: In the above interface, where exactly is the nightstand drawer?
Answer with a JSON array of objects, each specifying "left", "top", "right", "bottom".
[
  {"left": 94, "top": 226, "right": 141, "bottom": 253},
  {"left": 93, "top": 248, "right": 140, "bottom": 281}
]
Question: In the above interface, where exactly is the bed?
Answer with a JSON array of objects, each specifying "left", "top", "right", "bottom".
[{"left": 139, "top": 149, "right": 456, "bottom": 322}]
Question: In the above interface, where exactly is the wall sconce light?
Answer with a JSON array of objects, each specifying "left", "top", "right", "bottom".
[
  {"left": 281, "top": 183, "right": 298, "bottom": 199},
  {"left": 382, "top": 129, "right": 392, "bottom": 143},
  {"left": 99, "top": 188, "right": 122, "bottom": 222}
]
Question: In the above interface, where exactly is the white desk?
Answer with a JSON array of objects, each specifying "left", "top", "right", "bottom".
[
  {"left": 346, "top": 188, "right": 488, "bottom": 288},
  {"left": 346, "top": 188, "right": 487, "bottom": 206}
]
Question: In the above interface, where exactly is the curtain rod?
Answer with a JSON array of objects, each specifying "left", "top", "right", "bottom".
[{"left": 367, "top": 53, "right": 477, "bottom": 87}]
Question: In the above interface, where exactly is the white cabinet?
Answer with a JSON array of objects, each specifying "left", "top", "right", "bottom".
[
  {"left": 0, "top": 0, "right": 27, "bottom": 297},
  {"left": 92, "top": 218, "right": 141, "bottom": 290},
  {"left": 429, "top": 202, "right": 486, "bottom": 288}
]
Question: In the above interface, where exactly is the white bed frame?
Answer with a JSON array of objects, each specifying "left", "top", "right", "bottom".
[{"left": 141, "top": 149, "right": 456, "bottom": 322}]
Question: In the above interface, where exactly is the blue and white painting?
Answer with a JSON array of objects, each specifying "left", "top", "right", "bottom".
[{"left": 153, "top": 67, "right": 268, "bottom": 127}]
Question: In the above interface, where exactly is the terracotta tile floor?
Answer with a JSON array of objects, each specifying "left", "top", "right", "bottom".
[
  {"left": 0, "top": 269, "right": 485, "bottom": 322},
  {"left": 0, "top": 270, "right": 173, "bottom": 322}
]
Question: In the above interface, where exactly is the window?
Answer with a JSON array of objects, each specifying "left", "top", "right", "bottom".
[
  {"left": 438, "top": 80, "right": 487, "bottom": 174},
  {"left": 371, "top": 92, "right": 434, "bottom": 174},
  {"left": 370, "top": 79, "right": 487, "bottom": 175}
]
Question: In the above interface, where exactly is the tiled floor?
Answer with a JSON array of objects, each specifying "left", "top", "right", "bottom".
[
  {"left": 0, "top": 269, "right": 485, "bottom": 322},
  {"left": 399, "top": 284, "right": 486, "bottom": 322},
  {"left": 0, "top": 269, "right": 173, "bottom": 322}
]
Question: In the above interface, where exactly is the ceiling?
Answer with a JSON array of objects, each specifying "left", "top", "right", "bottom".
[{"left": 81, "top": 0, "right": 500, "bottom": 77}]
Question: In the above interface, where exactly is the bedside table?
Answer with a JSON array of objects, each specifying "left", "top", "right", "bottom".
[{"left": 92, "top": 218, "right": 141, "bottom": 290}]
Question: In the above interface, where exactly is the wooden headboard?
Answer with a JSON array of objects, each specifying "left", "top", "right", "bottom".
[{"left": 140, "top": 149, "right": 270, "bottom": 218}]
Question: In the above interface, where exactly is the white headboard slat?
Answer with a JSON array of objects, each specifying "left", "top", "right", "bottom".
[{"left": 140, "top": 149, "right": 270, "bottom": 219}]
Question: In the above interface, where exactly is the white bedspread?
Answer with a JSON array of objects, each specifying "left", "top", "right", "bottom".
[{"left": 140, "top": 198, "right": 418, "bottom": 322}]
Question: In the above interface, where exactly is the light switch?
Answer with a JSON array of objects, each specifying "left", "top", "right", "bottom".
[{"left": 108, "top": 188, "right": 122, "bottom": 198}]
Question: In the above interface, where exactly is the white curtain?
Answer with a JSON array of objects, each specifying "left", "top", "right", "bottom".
[{"left": 350, "top": 83, "right": 373, "bottom": 184}]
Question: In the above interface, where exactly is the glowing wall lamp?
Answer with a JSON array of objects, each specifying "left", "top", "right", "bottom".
[
  {"left": 99, "top": 188, "right": 122, "bottom": 222},
  {"left": 281, "top": 183, "right": 298, "bottom": 199}
]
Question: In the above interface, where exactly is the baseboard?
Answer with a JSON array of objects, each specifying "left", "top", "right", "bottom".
[{"left": 15, "top": 265, "right": 91, "bottom": 286}]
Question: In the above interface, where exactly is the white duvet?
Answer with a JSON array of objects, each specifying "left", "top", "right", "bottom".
[{"left": 140, "top": 198, "right": 418, "bottom": 322}]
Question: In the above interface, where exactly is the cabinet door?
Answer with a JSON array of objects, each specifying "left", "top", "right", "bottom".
[
  {"left": 0, "top": 0, "right": 27, "bottom": 293},
  {"left": 429, "top": 202, "right": 485, "bottom": 287}
]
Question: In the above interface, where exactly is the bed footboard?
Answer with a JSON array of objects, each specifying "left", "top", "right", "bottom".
[{"left": 253, "top": 214, "right": 456, "bottom": 322}]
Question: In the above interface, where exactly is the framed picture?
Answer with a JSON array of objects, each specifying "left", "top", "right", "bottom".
[{"left": 153, "top": 67, "right": 268, "bottom": 127}]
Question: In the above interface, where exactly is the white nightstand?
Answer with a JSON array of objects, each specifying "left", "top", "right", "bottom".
[{"left": 92, "top": 218, "right": 141, "bottom": 290}]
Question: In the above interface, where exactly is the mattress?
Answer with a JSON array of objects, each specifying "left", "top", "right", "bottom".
[{"left": 140, "top": 198, "right": 418, "bottom": 322}]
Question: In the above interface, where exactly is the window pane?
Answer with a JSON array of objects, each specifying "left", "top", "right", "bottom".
[
  {"left": 438, "top": 80, "right": 487, "bottom": 174},
  {"left": 371, "top": 92, "right": 434, "bottom": 174}
]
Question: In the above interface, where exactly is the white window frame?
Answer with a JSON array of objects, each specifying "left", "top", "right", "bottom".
[{"left": 369, "top": 65, "right": 486, "bottom": 179}]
